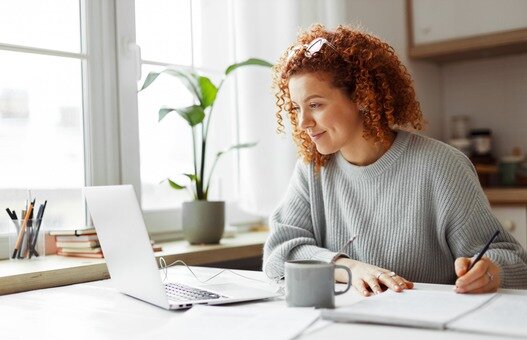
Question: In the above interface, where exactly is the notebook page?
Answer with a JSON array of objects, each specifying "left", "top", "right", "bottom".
[
  {"left": 322, "top": 289, "right": 496, "bottom": 329},
  {"left": 448, "top": 293, "right": 527, "bottom": 337}
]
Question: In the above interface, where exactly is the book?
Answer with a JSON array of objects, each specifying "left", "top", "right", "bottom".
[
  {"left": 49, "top": 227, "right": 96, "bottom": 236},
  {"left": 56, "top": 240, "right": 100, "bottom": 248},
  {"left": 55, "top": 234, "right": 99, "bottom": 242},
  {"left": 57, "top": 251, "right": 104, "bottom": 259},
  {"left": 321, "top": 289, "right": 496, "bottom": 330},
  {"left": 320, "top": 288, "right": 527, "bottom": 337},
  {"left": 58, "top": 247, "right": 102, "bottom": 254},
  {"left": 447, "top": 292, "right": 527, "bottom": 338}
]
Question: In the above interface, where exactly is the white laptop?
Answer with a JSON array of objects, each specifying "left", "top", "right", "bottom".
[{"left": 83, "top": 185, "right": 278, "bottom": 310}]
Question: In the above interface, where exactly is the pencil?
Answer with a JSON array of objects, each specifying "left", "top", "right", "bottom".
[{"left": 12, "top": 202, "right": 34, "bottom": 259}]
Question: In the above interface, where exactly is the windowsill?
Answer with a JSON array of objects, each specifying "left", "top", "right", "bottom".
[{"left": 0, "top": 231, "right": 268, "bottom": 295}]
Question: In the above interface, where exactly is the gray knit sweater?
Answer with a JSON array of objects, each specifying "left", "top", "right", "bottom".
[{"left": 263, "top": 131, "right": 527, "bottom": 288}]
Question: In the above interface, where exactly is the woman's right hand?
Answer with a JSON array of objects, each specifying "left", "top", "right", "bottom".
[{"left": 334, "top": 257, "right": 414, "bottom": 296}]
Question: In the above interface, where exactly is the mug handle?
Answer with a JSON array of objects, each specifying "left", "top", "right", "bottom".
[{"left": 334, "top": 265, "right": 352, "bottom": 296}]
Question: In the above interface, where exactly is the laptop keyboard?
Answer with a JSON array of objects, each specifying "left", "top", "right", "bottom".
[{"left": 164, "top": 282, "right": 225, "bottom": 301}]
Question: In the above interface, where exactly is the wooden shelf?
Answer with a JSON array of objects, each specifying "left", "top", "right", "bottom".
[
  {"left": 0, "top": 231, "right": 268, "bottom": 295},
  {"left": 485, "top": 188, "right": 527, "bottom": 205},
  {"left": 409, "top": 29, "right": 527, "bottom": 63}
]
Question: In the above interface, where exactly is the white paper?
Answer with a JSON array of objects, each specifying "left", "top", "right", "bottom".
[
  {"left": 322, "top": 289, "right": 495, "bottom": 329},
  {"left": 164, "top": 305, "right": 320, "bottom": 340},
  {"left": 448, "top": 293, "right": 527, "bottom": 337}
]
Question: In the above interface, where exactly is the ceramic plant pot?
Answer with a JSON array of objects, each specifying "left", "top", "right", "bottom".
[{"left": 182, "top": 200, "right": 225, "bottom": 244}]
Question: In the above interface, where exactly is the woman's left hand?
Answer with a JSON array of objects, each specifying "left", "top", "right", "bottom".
[{"left": 454, "top": 256, "right": 500, "bottom": 293}]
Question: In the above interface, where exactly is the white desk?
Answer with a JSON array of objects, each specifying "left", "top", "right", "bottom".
[{"left": 0, "top": 266, "right": 521, "bottom": 340}]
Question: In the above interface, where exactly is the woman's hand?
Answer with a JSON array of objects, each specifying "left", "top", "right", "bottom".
[
  {"left": 454, "top": 256, "right": 501, "bottom": 294},
  {"left": 334, "top": 258, "right": 414, "bottom": 297}
]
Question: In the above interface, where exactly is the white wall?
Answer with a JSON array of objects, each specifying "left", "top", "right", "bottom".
[{"left": 442, "top": 53, "right": 527, "bottom": 158}]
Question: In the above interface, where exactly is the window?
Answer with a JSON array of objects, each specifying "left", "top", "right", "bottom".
[
  {"left": 0, "top": 1, "right": 120, "bottom": 258},
  {"left": 130, "top": 0, "right": 242, "bottom": 230},
  {"left": 0, "top": 0, "right": 262, "bottom": 254},
  {"left": 135, "top": 0, "right": 195, "bottom": 210},
  {"left": 0, "top": 1, "right": 86, "bottom": 236}
]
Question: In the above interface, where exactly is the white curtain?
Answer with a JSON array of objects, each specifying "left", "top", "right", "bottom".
[{"left": 232, "top": 0, "right": 350, "bottom": 217}]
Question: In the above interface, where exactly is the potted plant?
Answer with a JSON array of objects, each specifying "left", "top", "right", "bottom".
[{"left": 140, "top": 58, "right": 272, "bottom": 244}]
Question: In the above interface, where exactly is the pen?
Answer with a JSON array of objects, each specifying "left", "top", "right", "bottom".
[
  {"left": 12, "top": 201, "right": 34, "bottom": 259},
  {"left": 468, "top": 230, "right": 500, "bottom": 271},
  {"left": 337, "top": 235, "right": 357, "bottom": 254},
  {"left": 29, "top": 201, "right": 47, "bottom": 258},
  {"left": 331, "top": 235, "right": 358, "bottom": 262},
  {"left": 6, "top": 208, "right": 20, "bottom": 233}
]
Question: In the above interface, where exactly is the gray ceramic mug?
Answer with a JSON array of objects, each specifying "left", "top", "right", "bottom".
[{"left": 284, "top": 260, "right": 352, "bottom": 309}]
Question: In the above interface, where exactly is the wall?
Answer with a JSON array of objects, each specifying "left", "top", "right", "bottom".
[{"left": 442, "top": 53, "right": 527, "bottom": 158}]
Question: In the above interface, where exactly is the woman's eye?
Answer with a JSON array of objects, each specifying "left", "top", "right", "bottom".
[{"left": 309, "top": 102, "right": 321, "bottom": 109}]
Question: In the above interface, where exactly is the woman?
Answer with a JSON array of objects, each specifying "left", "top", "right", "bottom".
[{"left": 263, "top": 24, "right": 527, "bottom": 296}]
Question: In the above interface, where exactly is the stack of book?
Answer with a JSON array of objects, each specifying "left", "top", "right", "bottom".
[
  {"left": 50, "top": 227, "right": 163, "bottom": 258},
  {"left": 50, "top": 228, "right": 103, "bottom": 258}
]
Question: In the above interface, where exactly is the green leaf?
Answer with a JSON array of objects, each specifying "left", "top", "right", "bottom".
[
  {"left": 140, "top": 71, "right": 161, "bottom": 91},
  {"left": 163, "top": 68, "right": 201, "bottom": 99},
  {"left": 158, "top": 107, "right": 175, "bottom": 122},
  {"left": 197, "top": 76, "right": 217, "bottom": 108},
  {"left": 175, "top": 105, "right": 205, "bottom": 126},
  {"left": 224, "top": 58, "right": 273, "bottom": 76},
  {"left": 217, "top": 142, "right": 257, "bottom": 157},
  {"left": 183, "top": 173, "right": 197, "bottom": 182},
  {"left": 167, "top": 179, "right": 186, "bottom": 190},
  {"left": 140, "top": 68, "right": 201, "bottom": 100}
]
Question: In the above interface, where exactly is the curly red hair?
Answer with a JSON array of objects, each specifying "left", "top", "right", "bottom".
[{"left": 273, "top": 24, "right": 424, "bottom": 171}]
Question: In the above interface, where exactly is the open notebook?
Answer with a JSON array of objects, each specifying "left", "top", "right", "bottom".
[{"left": 321, "top": 288, "right": 527, "bottom": 338}]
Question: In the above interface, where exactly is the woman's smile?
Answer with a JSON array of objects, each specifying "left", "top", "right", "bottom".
[{"left": 309, "top": 131, "right": 326, "bottom": 141}]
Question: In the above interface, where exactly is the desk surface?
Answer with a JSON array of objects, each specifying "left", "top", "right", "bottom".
[{"left": 0, "top": 266, "right": 523, "bottom": 340}]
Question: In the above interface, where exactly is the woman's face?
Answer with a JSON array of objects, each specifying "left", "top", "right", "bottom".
[{"left": 289, "top": 72, "right": 363, "bottom": 155}]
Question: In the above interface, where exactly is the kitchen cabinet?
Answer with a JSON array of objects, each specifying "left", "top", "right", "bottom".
[
  {"left": 491, "top": 205, "right": 527, "bottom": 250},
  {"left": 407, "top": 0, "right": 527, "bottom": 62}
]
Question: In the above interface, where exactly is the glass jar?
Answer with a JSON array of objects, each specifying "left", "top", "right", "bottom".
[{"left": 470, "top": 129, "right": 492, "bottom": 156}]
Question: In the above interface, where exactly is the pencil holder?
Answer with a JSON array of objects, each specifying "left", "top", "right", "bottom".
[{"left": 8, "top": 218, "right": 46, "bottom": 260}]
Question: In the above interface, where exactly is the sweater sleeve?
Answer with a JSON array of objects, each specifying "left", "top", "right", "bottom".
[
  {"left": 444, "top": 153, "right": 527, "bottom": 289},
  {"left": 262, "top": 161, "right": 341, "bottom": 280}
]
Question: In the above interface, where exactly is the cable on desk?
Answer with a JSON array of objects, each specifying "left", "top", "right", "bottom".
[{"left": 158, "top": 257, "right": 284, "bottom": 294}]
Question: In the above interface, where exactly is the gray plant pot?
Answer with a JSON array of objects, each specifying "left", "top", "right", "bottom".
[{"left": 182, "top": 200, "right": 225, "bottom": 244}]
